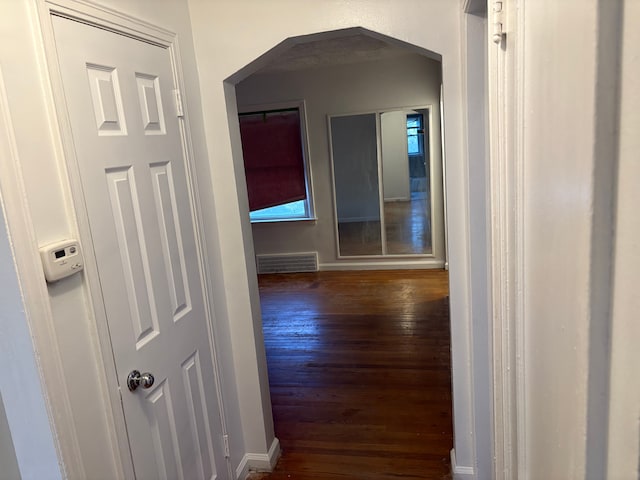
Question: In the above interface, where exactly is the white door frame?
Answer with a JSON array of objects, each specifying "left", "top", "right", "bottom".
[
  {"left": 30, "top": 0, "right": 230, "bottom": 476},
  {"left": 487, "top": 0, "right": 526, "bottom": 478}
]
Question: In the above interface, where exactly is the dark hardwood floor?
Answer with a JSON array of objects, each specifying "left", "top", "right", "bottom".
[{"left": 249, "top": 269, "right": 453, "bottom": 480}]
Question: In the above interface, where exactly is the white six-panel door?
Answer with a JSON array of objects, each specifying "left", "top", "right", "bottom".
[{"left": 51, "top": 15, "right": 227, "bottom": 480}]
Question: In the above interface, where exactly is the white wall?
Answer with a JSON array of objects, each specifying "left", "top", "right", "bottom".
[
  {"left": 522, "top": 1, "right": 593, "bottom": 473},
  {"left": 521, "top": 0, "right": 622, "bottom": 477},
  {"left": 235, "top": 54, "right": 444, "bottom": 268},
  {"left": 0, "top": 199, "right": 60, "bottom": 480},
  {"left": 0, "top": 393, "right": 20, "bottom": 480},
  {"left": 381, "top": 110, "right": 411, "bottom": 201},
  {"left": 462, "top": 10, "right": 491, "bottom": 480}
]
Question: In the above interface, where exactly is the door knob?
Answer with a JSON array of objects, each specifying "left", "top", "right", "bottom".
[{"left": 127, "top": 370, "right": 155, "bottom": 392}]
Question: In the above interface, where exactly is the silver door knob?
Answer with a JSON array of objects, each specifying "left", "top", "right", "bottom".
[{"left": 127, "top": 370, "right": 155, "bottom": 392}]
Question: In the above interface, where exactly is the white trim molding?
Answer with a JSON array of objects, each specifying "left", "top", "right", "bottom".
[
  {"left": 235, "top": 438, "right": 281, "bottom": 480},
  {"left": 451, "top": 448, "right": 475, "bottom": 479},
  {"left": 320, "top": 259, "right": 445, "bottom": 271},
  {"left": 487, "top": 0, "right": 526, "bottom": 478}
]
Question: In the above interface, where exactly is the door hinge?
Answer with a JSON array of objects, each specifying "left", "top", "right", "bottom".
[
  {"left": 172, "top": 89, "right": 184, "bottom": 118},
  {"left": 223, "top": 434, "right": 230, "bottom": 458},
  {"left": 492, "top": 0, "right": 506, "bottom": 44}
]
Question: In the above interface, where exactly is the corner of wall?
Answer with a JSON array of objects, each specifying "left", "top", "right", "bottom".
[{"left": 235, "top": 437, "right": 281, "bottom": 480}]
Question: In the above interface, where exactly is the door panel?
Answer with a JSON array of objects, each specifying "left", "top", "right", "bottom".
[
  {"left": 52, "top": 16, "right": 226, "bottom": 480},
  {"left": 106, "top": 166, "right": 161, "bottom": 349},
  {"left": 150, "top": 161, "right": 191, "bottom": 322}
]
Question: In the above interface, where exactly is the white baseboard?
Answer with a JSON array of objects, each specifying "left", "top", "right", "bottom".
[
  {"left": 320, "top": 259, "right": 444, "bottom": 271},
  {"left": 235, "top": 459, "right": 249, "bottom": 480},
  {"left": 236, "top": 437, "right": 281, "bottom": 479},
  {"left": 451, "top": 449, "right": 475, "bottom": 479}
]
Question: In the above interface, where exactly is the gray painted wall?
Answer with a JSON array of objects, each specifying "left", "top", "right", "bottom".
[
  {"left": 236, "top": 53, "right": 444, "bottom": 268},
  {"left": 0, "top": 392, "right": 20, "bottom": 480}
]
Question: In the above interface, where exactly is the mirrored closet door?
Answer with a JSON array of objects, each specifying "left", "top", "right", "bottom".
[{"left": 329, "top": 107, "right": 435, "bottom": 258}]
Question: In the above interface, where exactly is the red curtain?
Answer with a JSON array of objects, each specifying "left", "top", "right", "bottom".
[{"left": 238, "top": 109, "right": 307, "bottom": 212}]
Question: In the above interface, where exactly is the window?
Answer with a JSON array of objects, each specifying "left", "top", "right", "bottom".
[
  {"left": 406, "top": 113, "right": 424, "bottom": 155},
  {"left": 238, "top": 103, "right": 314, "bottom": 222},
  {"left": 249, "top": 200, "right": 307, "bottom": 221}
]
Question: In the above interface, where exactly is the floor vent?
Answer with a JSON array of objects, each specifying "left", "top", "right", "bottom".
[{"left": 256, "top": 252, "right": 319, "bottom": 274}]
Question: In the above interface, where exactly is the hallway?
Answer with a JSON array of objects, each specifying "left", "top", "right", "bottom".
[{"left": 251, "top": 270, "right": 452, "bottom": 479}]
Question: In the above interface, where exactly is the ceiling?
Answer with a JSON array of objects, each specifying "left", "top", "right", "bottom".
[{"left": 258, "top": 34, "right": 421, "bottom": 74}]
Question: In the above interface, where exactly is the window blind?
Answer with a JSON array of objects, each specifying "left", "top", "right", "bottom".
[{"left": 238, "top": 109, "right": 307, "bottom": 212}]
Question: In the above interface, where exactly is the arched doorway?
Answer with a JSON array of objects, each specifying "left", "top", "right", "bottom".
[{"left": 219, "top": 25, "right": 488, "bottom": 478}]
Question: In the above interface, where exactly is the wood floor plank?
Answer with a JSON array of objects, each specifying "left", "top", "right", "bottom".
[{"left": 249, "top": 270, "right": 452, "bottom": 480}]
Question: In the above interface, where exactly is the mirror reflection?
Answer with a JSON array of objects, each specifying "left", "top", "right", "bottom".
[
  {"left": 382, "top": 109, "right": 431, "bottom": 255},
  {"left": 330, "top": 107, "right": 432, "bottom": 257},
  {"left": 331, "top": 113, "right": 382, "bottom": 256}
]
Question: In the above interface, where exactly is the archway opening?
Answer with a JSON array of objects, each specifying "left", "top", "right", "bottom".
[{"left": 225, "top": 27, "right": 458, "bottom": 478}]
